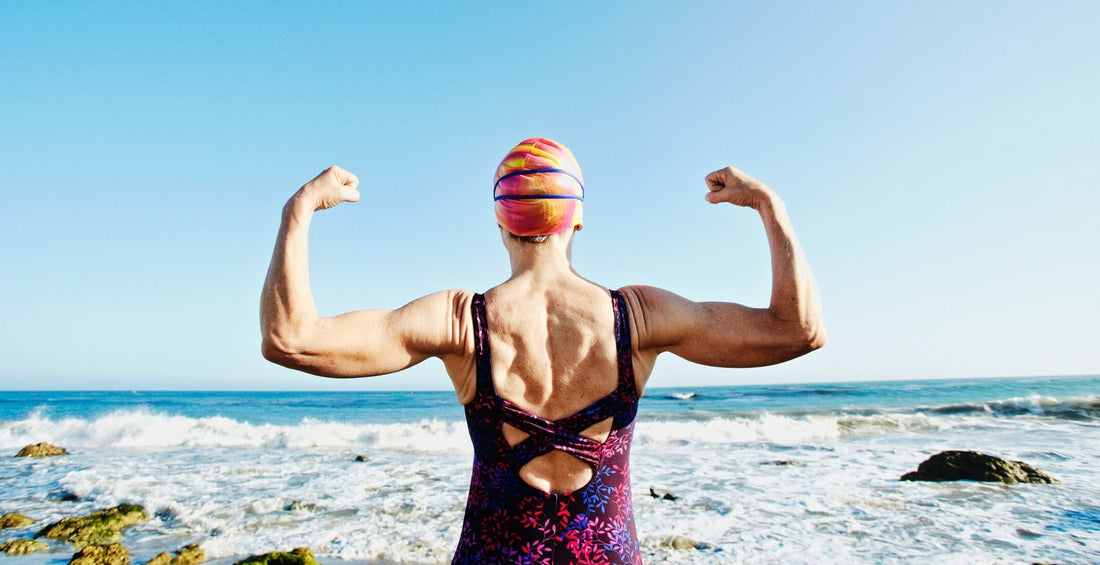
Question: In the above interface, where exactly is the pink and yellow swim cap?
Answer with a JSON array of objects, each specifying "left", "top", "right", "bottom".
[{"left": 493, "top": 138, "right": 584, "bottom": 237}]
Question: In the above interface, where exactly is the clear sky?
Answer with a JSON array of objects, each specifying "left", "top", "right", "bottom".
[{"left": 1, "top": 2, "right": 1097, "bottom": 391}]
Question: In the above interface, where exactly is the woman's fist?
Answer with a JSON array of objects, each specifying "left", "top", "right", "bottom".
[
  {"left": 704, "top": 166, "right": 774, "bottom": 209},
  {"left": 298, "top": 166, "right": 361, "bottom": 211}
]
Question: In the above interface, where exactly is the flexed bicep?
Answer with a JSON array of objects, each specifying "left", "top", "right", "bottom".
[
  {"left": 620, "top": 285, "right": 817, "bottom": 370},
  {"left": 264, "top": 290, "right": 474, "bottom": 379},
  {"left": 622, "top": 166, "right": 825, "bottom": 373}
]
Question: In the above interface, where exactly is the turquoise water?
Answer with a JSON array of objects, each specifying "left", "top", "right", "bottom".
[{"left": 4, "top": 375, "right": 1095, "bottom": 424}]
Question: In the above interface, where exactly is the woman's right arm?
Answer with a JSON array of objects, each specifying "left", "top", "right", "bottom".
[{"left": 260, "top": 166, "right": 473, "bottom": 381}]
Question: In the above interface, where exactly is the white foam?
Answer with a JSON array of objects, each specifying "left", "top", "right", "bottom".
[
  {"left": 637, "top": 413, "right": 843, "bottom": 445},
  {"left": 0, "top": 409, "right": 472, "bottom": 452},
  {"left": 2, "top": 403, "right": 1097, "bottom": 564},
  {"left": 0, "top": 407, "right": 1051, "bottom": 456}
]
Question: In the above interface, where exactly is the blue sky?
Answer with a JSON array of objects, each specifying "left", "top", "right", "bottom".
[{"left": 1, "top": 2, "right": 1097, "bottom": 391}]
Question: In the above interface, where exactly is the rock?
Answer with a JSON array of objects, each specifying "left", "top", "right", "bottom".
[
  {"left": 0, "top": 539, "right": 50, "bottom": 555},
  {"left": 648, "top": 487, "right": 678, "bottom": 501},
  {"left": 146, "top": 552, "right": 172, "bottom": 565},
  {"left": 353, "top": 455, "right": 368, "bottom": 462},
  {"left": 233, "top": 547, "right": 320, "bottom": 565},
  {"left": 761, "top": 460, "right": 802, "bottom": 466},
  {"left": 36, "top": 504, "right": 149, "bottom": 548},
  {"left": 69, "top": 542, "right": 130, "bottom": 565},
  {"left": 284, "top": 501, "right": 318, "bottom": 512},
  {"left": 145, "top": 544, "right": 205, "bottom": 565},
  {"left": 172, "top": 540, "right": 205, "bottom": 562},
  {"left": 0, "top": 512, "right": 36, "bottom": 529},
  {"left": 50, "top": 490, "right": 83, "bottom": 502},
  {"left": 16, "top": 442, "right": 69, "bottom": 458},
  {"left": 659, "top": 535, "right": 701, "bottom": 550},
  {"left": 174, "top": 544, "right": 205, "bottom": 565},
  {"left": 901, "top": 451, "right": 1058, "bottom": 484}
]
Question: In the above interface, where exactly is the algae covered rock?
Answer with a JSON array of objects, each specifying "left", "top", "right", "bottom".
[
  {"left": 69, "top": 542, "right": 130, "bottom": 565},
  {"left": 176, "top": 545, "right": 205, "bottom": 565},
  {"left": 233, "top": 547, "right": 320, "bottom": 565},
  {"left": 147, "top": 553, "right": 172, "bottom": 565},
  {"left": 0, "top": 512, "right": 36, "bottom": 529},
  {"left": 146, "top": 544, "right": 205, "bottom": 565},
  {"left": 36, "top": 504, "right": 148, "bottom": 548},
  {"left": 901, "top": 450, "right": 1058, "bottom": 484},
  {"left": 661, "top": 536, "right": 698, "bottom": 550},
  {"left": 16, "top": 442, "right": 69, "bottom": 458},
  {"left": 658, "top": 535, "right": 712, "bottom": 550},
  {"left": 0, "top": 539, "right": 50, "bottom": 555}
]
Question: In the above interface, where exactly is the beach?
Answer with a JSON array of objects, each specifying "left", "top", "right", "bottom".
[{"left": 1, "top": 376, "right": 1097, "bottom": 564}]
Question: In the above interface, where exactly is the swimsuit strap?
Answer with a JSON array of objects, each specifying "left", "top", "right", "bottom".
[
  {"left": 500, "top": 402, "right": 604, "bottom": 466},
  {"left": 610, "top": 289, "right": 638, "bottom": 399},
  {"left": 470, "top": 293, "right": 495, "bottom": 397}
]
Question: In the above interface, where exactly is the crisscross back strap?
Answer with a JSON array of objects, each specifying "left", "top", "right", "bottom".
[
  {"left": 470, "top": 290, "right": 638, "bottom": 469},
  {"left": 501, "top": 402, "right": 604, "bottom": 466}
]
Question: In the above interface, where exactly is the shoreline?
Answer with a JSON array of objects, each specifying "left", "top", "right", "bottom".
[{"left": 2, "top": 378, "right": 1096, "bottom": 564}]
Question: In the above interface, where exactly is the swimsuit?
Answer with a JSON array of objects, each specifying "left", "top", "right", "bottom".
[{"left": 452, "top": 291, "right": 642, "bottom": 565}]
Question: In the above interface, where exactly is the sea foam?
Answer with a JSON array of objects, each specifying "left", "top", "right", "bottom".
[
  {"left": 1, "top": 381, "right": 1097, "bottom": 564},
  {"left": 0, "top": 409, "right": 471, "bottom": 452},
  {"left": 4, "top": 396, "right": 1094, "bottom": 453}
]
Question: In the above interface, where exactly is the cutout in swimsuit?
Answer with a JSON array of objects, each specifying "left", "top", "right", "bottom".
[{"left": 452, "top": 291, "right": 641, "bottom": 565}]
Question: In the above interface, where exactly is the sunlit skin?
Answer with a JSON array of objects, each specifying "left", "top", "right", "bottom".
[{"left": 260, "top": 163, "right": 825, "bottom": 493}]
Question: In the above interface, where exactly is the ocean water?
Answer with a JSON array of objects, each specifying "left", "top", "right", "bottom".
[{"left": 0, "top": 376, "right": 1097, "bottom": 564}]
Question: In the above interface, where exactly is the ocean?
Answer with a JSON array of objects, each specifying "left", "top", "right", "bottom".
[{"left": 1, "top": 376, "right": 1097, "bottom": 564}]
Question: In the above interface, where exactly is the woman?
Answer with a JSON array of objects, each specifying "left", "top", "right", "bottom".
[{"left": 260, "top": 138, "right": 825, "bottom": 564}]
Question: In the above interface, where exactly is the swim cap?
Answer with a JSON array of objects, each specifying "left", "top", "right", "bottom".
[{"left": 493, "top": 138, "right": 584, "bottom": 237}]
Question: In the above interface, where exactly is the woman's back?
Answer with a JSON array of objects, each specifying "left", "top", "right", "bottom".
[
  {"left": 483, "top": 273, "right": 626, "bottom": 493},
  {"left": 455, "top": 278, "right": 642, "bottom": 564}
]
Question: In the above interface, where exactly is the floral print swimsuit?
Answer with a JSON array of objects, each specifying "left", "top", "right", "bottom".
[{"left": 452, "top": 291, "right": 642, "bottom": 565}]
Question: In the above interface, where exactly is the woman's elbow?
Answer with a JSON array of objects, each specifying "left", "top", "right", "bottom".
[
  {"left": 261, "top": 333, "right": 301, "bottom": 367},
  {"left": 780, "top": 318, "right": 826, "bottom": 356},
  {"left": 261, "top": 334, "right": 363, "bottom": 378},
  {"left": 806, "top": 326, "right": 827, "bottom": 351},
  {"left": 800, "top": 320, "right": 827, "bottom": 352}
]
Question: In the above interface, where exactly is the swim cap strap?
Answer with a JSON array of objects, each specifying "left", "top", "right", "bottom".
[{"left": 492, "top": 168, "right": 585, "bottom": 200}]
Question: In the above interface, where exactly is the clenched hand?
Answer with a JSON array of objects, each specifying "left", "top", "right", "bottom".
[{"left": 295, "top": 166, "right": 361, "bottom": 212}]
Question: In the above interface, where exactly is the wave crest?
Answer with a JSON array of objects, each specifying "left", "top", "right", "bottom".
[
  {"left": 926, "top": 395, "right": 1100, "bottom": 420},
  {"left": 0, "top": 409, "right": 471, "bottom": 452}
]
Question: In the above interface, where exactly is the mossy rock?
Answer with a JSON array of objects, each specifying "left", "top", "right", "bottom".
[
  {"left": 659, "top": 535, "right": 702, "bottom": 550},
  {"left": 177, "top": 544, "right": 204, "bottom": 563},
  {"left": 36, "top": 504, "right": 148, "bottom": 548},
  {"left": 233, "top": 547, "right": 319, "bottom": 565},
  {"left": 0, "top": 512, "right": 36, "bottom": 529},
  {"left": 0, "top": 539, "right": 50, "bottom": 555},
  {"left": 146, "top": 552, "right": 172, "bottom": 565},
  {"left": 69, "top": 542, "right": 130, "bottom": 565},
  {"left": 146, "top": 544, "right": 205, "bottom": 565},
  {"left": 16, "top": 442, "right": 69, "bottom": 458}
]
